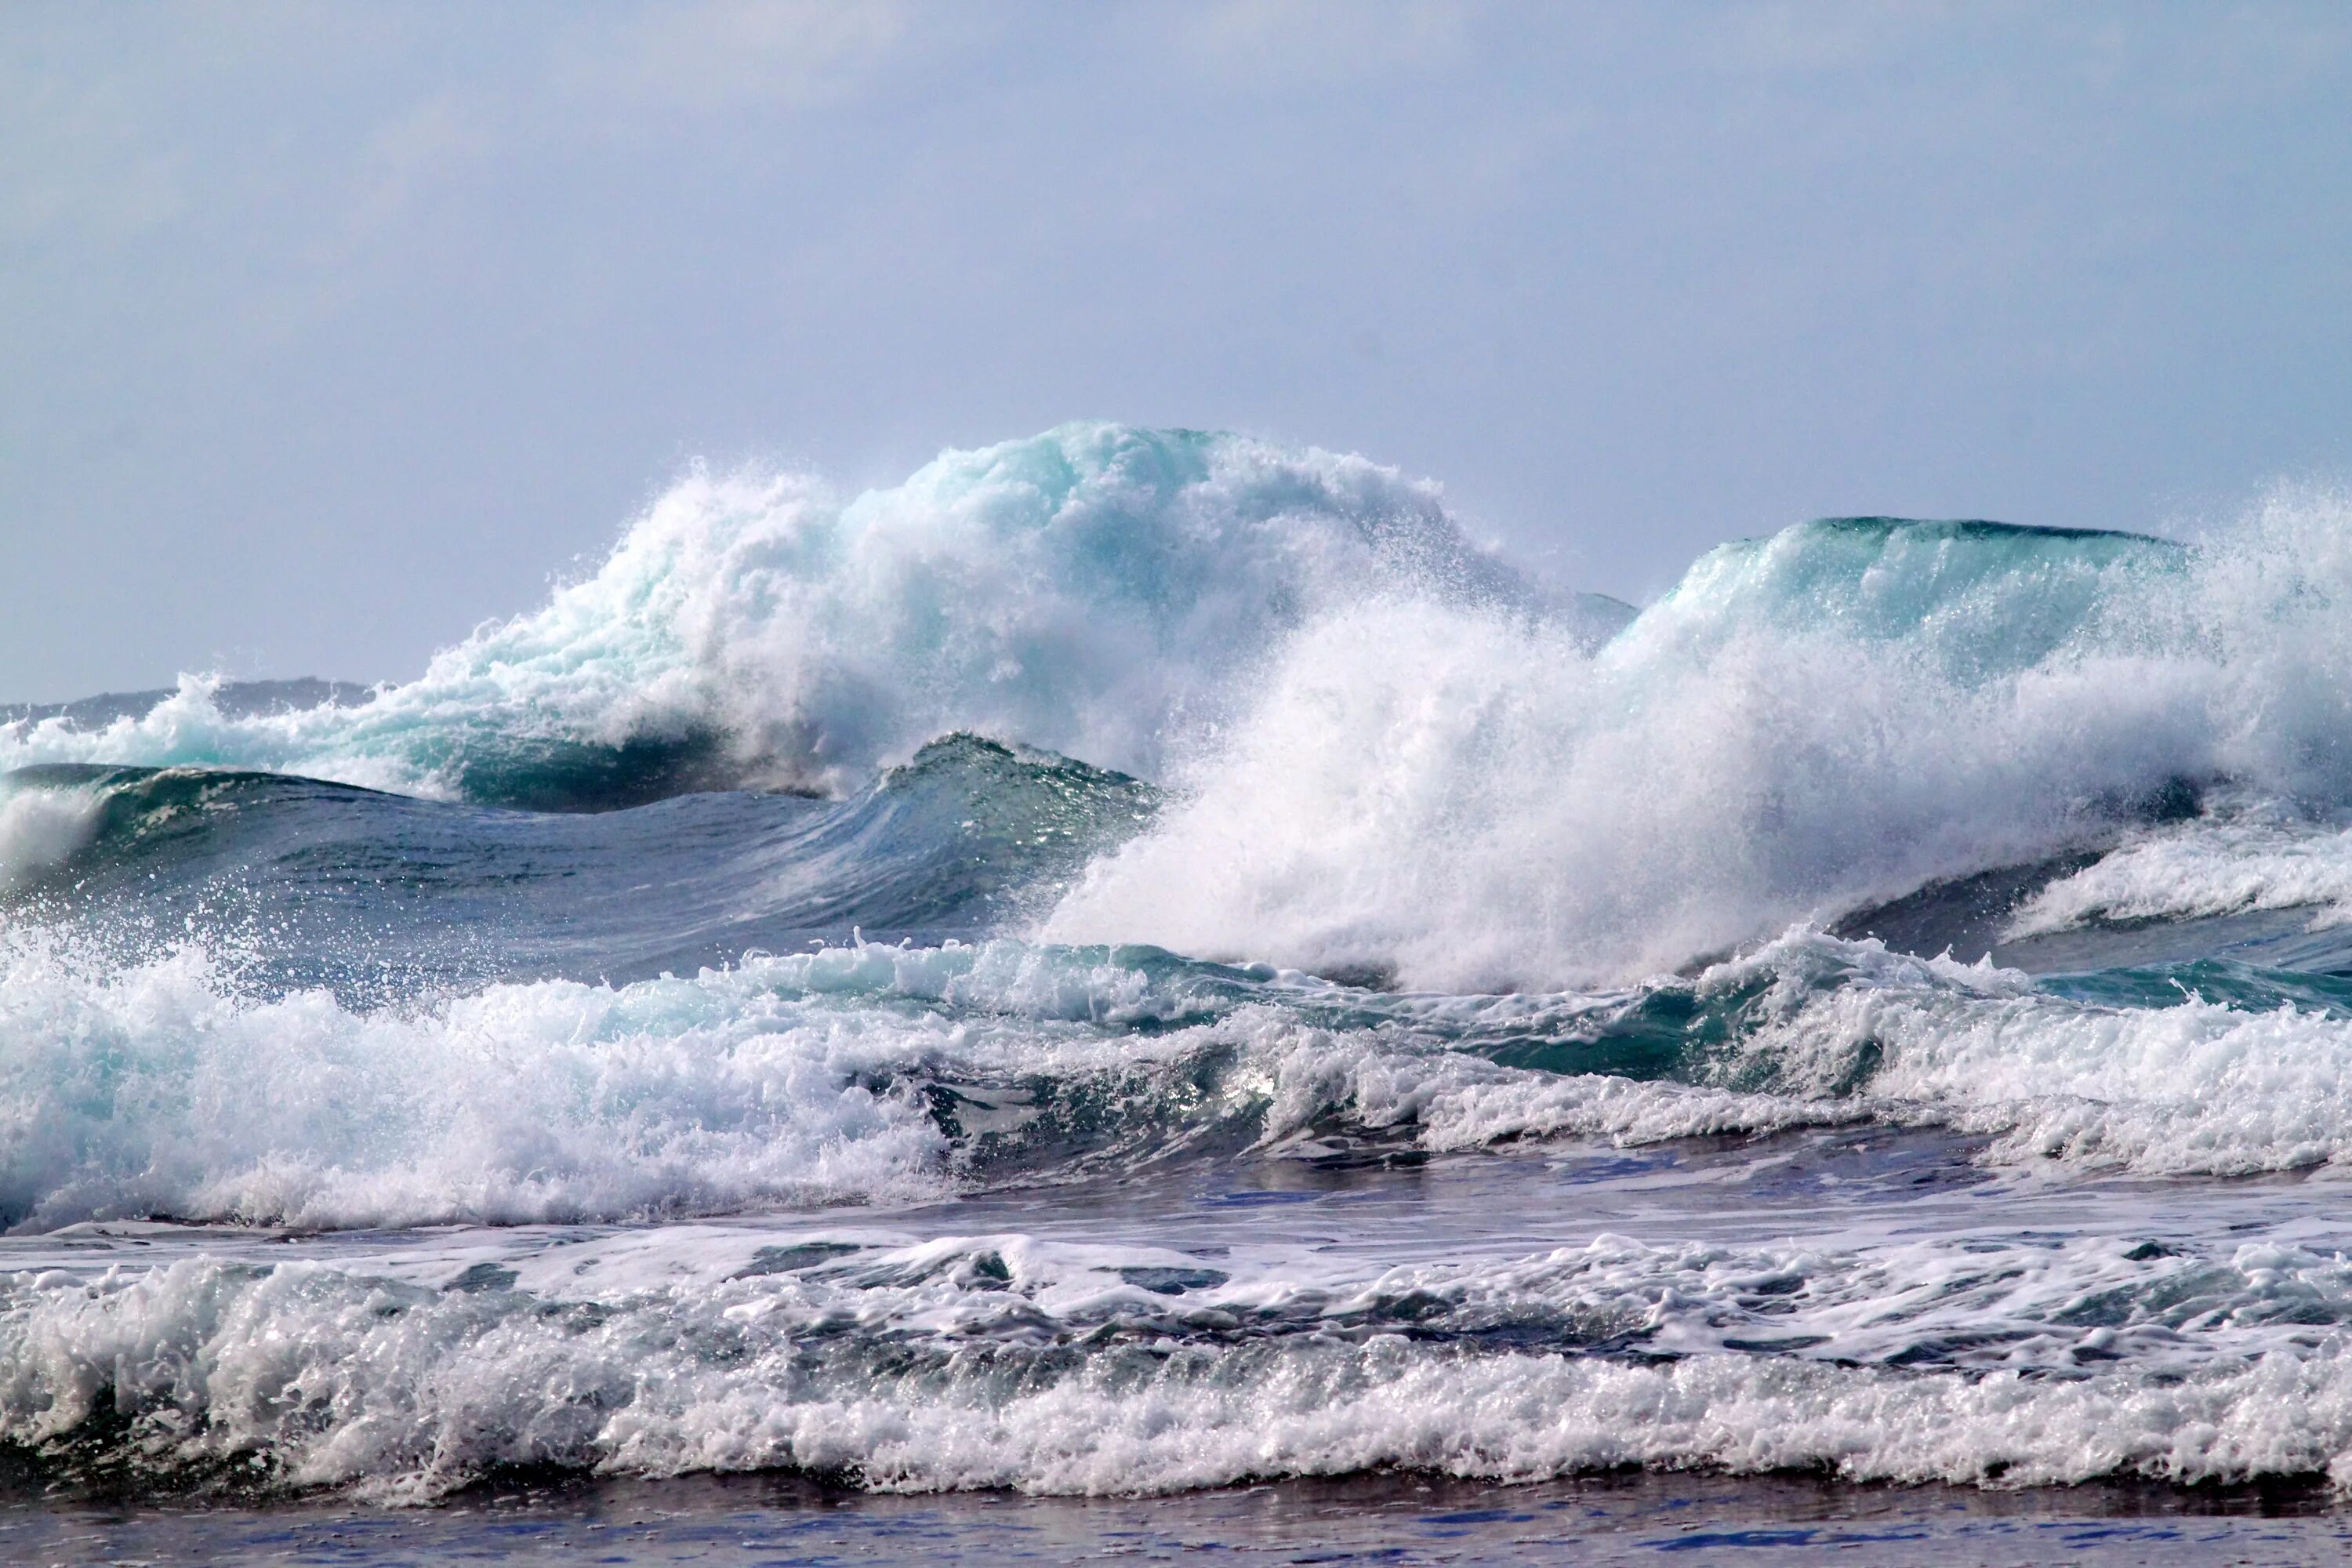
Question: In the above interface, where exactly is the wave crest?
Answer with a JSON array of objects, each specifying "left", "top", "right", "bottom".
[
  {"left": 0, "top": 426, "right": 1600, "bottom": 807},
  {"left": 1050, "top": 492, "right": 2352, "bottom": 987}
]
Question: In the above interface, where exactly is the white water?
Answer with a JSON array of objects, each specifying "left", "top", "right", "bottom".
[
  {"left": 1050, "top": 489, "right": 2352, "bottom": 988},
  {"left": 0, "top": 779, "right": 103, "bottom": 892},
  {"left": 9, "top": 922, "right": 2352, "bottom": 1236},
  {"left": 0, "top": 426, "right": 1608, "bottom": 800},
  {"left": 12, "top": 1218, "right": 2352, "bottom": 1500}
]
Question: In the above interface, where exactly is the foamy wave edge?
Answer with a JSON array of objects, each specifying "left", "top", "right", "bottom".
[{"left": 11, "top": 1250, "right": 2352, "bottom": 1500}]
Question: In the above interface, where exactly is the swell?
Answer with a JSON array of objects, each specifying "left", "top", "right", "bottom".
[{"left": 0, "top": 734, "right": 1156, "bottom": 999}]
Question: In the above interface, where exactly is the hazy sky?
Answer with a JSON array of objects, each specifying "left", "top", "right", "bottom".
[{"left": 5, "top": 1, "right": 2350, "bottom": 700}]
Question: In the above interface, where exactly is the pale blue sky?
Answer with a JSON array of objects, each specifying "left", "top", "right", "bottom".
[{"left": 5, "top": 1, "right": 2350, "bottom": 699}]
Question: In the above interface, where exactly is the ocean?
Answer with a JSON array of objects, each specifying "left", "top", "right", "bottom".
[{"left": 8, "top": 423, "right": 2352, "bottom": 1560}]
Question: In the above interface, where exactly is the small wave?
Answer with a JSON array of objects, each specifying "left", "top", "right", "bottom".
[
  {"left": 0, "top": 776, "right": 107, "bottom": 892},
  {"left": 11, "top": 1228, "right": 2352, "bottom": 1498},
  {"left": 16, "top": 916, "right": 2352, "bottom": 1236},
  {"left": 2006, "top": 803, "right": 2352, "bottom": 939},
  {"left": 1662, "top": 931, "right": 2352, "bottom": 1176}
]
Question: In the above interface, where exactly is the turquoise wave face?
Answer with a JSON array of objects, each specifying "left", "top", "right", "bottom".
[
  {"left": 0, "top": 735, "right": 1156, "bottom": 1001},
  {"left": 1629, "top": 515, "right": 2186, "bottom": 681}
]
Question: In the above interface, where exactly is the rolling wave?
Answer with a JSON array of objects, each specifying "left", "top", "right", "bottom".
[
  {"left": 0, "top": 425, "right": 1624, "bottom": 808},
  {"left": 6, "top": 920, "right": 2352, "bottom": 1236},
  {"left": 1049, "top": 497, "right": 2352, "bottom": 987},
  {"left": 0, "top": 734, "right": 1154, "bottom": 996},
  {"left": 15, "top": 426, "right": 2352, "bottom": 1503}
]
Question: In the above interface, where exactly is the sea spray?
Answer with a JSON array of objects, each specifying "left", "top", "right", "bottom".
[
  {"left": 0, "top": 426, "right": 1621, "bottom": 805},
  {"left": 13, "top": 431, "right": 2352, "bottom": 1508},
  {"left": 1050, "top": 499, "right": 2352, "bottom": 988}
]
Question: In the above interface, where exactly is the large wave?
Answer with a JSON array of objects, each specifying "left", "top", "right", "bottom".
[
  {"left": 13, "top": 424, "right": 2352, "bottom": 993},
  {"left": 1049, "top": 495, "right": 2352, "bottom": 988},
  {"left": 0, "top": 425, "right": 1613, "bottom": 807},
  {"left": 19, "top": 444, "right": 2352, "bottom": 1508}
]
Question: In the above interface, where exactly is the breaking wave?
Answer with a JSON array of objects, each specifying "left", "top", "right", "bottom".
[
  {"left": 0, "top": 424, "right": 1619, "bottom": 808},
  {"left": 16, "top": 425, "right": 2352, "bottom": 1506}
]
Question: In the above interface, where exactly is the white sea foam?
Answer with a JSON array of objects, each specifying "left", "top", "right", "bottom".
[
  {"left": 0, "top": 779, "right": 103, "bottom": 891},
  {"left": 0, "top": 426, "right": 1597, "bottom": 800},
  {"left": 1050, "top": 489, "right": 2352, "bottom": 988},
  {"left": 2007, "top": 805, "right": 2352, "bottom": 938},
  {"left": 10, "top": 1225, "right": 2352, "bottom": 1499}
]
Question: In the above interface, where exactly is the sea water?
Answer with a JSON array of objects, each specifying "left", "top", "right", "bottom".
[{"left": 9, "top": 424, "right": 2352, "bottom": 1559}]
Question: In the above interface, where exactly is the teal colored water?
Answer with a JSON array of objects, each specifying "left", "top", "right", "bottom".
[{"left": 9, "top": 429, "right": 2352, "bottom": 1541}]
